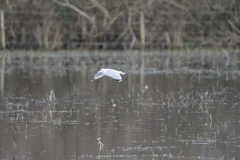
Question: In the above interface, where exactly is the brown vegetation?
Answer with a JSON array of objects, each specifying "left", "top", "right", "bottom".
[{"left": 0, "top": 0, "right": 240, "bottom": 50}]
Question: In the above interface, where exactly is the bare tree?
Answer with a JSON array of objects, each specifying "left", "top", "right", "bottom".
[{"left": 0, "top": 0, "right": 239, "bottom": 49}]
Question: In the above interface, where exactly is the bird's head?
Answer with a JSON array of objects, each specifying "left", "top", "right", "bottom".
[{"left": 119, "top": 71, "right": 125, "bottom": 75}]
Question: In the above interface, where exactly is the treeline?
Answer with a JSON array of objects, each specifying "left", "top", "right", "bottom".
[{"left": 0, "top": 0, "right": 240, "bottom": 50}]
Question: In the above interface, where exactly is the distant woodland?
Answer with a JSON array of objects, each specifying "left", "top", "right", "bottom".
[{"left": 0, "top": 0, "right": 240, "bottom": 50}]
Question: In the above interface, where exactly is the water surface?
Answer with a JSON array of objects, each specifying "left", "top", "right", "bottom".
[{"left": 0, "top": 52, "right": 239, "bottom": 159}]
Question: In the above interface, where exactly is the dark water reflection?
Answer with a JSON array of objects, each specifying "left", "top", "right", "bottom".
[{"left": 0, "top": 53, "right": 240, "bottom": 159}]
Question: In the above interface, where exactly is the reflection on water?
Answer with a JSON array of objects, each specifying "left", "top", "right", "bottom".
[{"left": 0, "top": 53, "right": 240, "bottom": 159}]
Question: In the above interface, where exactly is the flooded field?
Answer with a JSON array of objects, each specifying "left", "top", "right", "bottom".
[{"left": 0, "top": 51, "right": 240, "bottom": 159}]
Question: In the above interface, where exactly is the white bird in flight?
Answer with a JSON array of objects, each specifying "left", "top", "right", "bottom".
[{"left": 94, "top": 68, "right": 125, "bottom": 82}]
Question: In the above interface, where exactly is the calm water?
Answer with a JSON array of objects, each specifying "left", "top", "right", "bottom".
[{"left": 0, "top": 52, "right": 240, "bottom": 159}]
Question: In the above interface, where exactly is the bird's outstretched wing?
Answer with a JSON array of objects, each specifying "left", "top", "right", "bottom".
[
  {"left": 108, "top": 69, "right": 122, "bottom": 82},
  {"left": 94, "top": 71, "right": 104, "bottom": 80}
]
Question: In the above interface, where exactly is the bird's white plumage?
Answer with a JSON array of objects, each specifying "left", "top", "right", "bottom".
[
  {"left": 94, "top": 71, "right": 104, "bottom": 79},
  {"left": 94, "top": 68, "right": 125, "bottom": 82}
]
